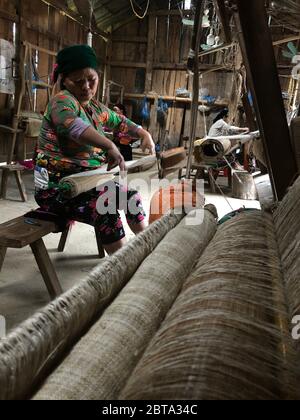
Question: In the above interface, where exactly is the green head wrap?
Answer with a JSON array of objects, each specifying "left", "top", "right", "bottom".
[{"left": 53, "top": 45, "right": 98, "bottom": 82}]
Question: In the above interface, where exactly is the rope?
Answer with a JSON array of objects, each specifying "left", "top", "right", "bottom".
[
  {"left": 223, "top": 156, "right": 243, "bottom": 184},
  {"left": 129, "top": 0, "right": 150, "bottom": 19},
  {"left": 199, "top": 74, "right": 208, "bottom": 137},
  {"left": 210, "top": 174, "right": 235, "bottom": 211}
]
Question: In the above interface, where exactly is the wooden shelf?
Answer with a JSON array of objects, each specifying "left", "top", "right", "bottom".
[{"left": 124, "top": 93, "right": 229, "bottom": 107}]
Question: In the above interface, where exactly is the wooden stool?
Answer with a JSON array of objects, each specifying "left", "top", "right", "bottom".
[
  {"left": 0, "top": 125, "right": 26, "bottom": 202},
  {"left": 0, "top": 216, "right": 105, "bottom": 300},
  {"left": 57, "top": 224, "right": 105, "bottom": 259},
  {"left": 0, "top": 164, "right": 27, "bottom": 202}
]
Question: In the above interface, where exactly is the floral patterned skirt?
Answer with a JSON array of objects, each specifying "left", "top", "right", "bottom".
[{"left": 35, "top": 182, "right": 146, "bottom": 245}]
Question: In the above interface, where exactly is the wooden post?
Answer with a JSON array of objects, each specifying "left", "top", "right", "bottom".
[
  {"left": 241, "top": 84, "right": 257, "bottom": 171},
  {"left": 103, "top": 36, "right": 112, "bottom": 104},
  {"left": 95, "top": 228, "right": 105, "bottom": 259},
  {"left": 213, "top": 0, "right": 232, "bottom": 43},
  {"left": 14, "top": 170, "right": 27, "bottom": 202},
  {"left": 145, "top": 15, "right": 156, "bottom": 93},
  {"left": 58, "top": 225, "right": 72, "bottom": 253},
  {"left": 186, "top": 0, "right": 205, "bottom": 178},
  {"left": 232, "top": 0, "right": 298, "bottom": 200},
  {"left": 241, "top": 85, "right": 257, "bottom": 132}
]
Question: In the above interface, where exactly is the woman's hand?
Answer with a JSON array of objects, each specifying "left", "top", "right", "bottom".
[
  {"left": 140, "top": 132, "right": 156, "bottom": 155},
  {"left": 107, "top": 144, "right": 126, "bottom": 171}
]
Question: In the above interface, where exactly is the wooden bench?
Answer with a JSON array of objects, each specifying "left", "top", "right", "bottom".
[{"left": 0, "top": 215, "right": 105, "bottom": 300}]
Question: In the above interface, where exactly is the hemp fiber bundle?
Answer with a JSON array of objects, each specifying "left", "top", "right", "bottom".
[
  {"left": 273, "top": 176, "right": 300, "bottom": 352},
  {"left": 59, "top": 156, "right": 156, "bottom": 199},
  {"left": 59, "top": 173, "right": 115, "bottom": 199},
  {"left": 33, "top": 208, "right": 217, "bottom": 400},
  {"left": 0, "top": 212, "right": 182, "bottom": 400},
  {"left": 121, "top": 211, "right": 298, "bottom": 400}
]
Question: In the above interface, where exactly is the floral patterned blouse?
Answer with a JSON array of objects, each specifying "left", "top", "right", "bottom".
[{"left": 35, "top": 90, "right": 141, "bottom": 190}]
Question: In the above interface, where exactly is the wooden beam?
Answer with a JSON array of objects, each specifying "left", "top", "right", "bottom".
[
  {"left": 41, "top": 0, "right": 109, "bottom": 39},
  {"left": 153, "top": 63, "right": 187, "bottom": 70},
  {"left": 273, "top": 35, "right": 300, "bottom": 47},
  {"left": 187, "top": 0, "right": 205, "bottom": 178},
  {"left": 112, "top": 36, "right": 148, "bottom": 43},
  {"left": 150, "top": 10, "right": 193, "bottom": 16},
  {"left": 234, "top": 0, "right": 298, "bottom": 200},
  {"left": 200, "top": 65, "right": 227, "bottom": 75},
  {"left": 198, "top": 43, "right": 235, "bottom": 58},
  {"left": 110, "top": 61, "right": 147, "bottom": 68},
  {"left": 124, "top": 93, "right": 229, "bottom": 107},
  {"left": 109, "top": 60, "right": 235, "bottom": 72},
  {"left": 23, "top": 41, "right": 57, "bottom": 57},
  {"left": 213, "top": 0, "right": 232, "bottom": 43},
  {"left": 0, "top": 9, "right": 17, "bottom": 22}
]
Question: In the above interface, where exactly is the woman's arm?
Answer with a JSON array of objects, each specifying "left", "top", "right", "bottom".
[
  {"left": 102, "top": 105, "right": 155, "bottom": 155},
  {"left": 228, "top": 125, "right": 249, "bottom": 134},
  {"left": 78, "top": 127, "right": 126, "bottom": 171}
]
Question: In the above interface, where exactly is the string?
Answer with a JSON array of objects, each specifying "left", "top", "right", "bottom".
[{"left": 129, "top": 0, "right": 150, "bottom": 19}]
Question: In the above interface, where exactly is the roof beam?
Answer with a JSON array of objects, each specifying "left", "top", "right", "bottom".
[{"left": 41, "top": 0, "right": 109, "bottom": 38}]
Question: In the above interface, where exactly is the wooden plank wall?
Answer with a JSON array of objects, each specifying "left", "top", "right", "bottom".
[
  {"left": 110, "top": 11, "right": 234, "bottom": 148},
  {"left": 0, "top": 0, "right": 107, "bottom": 162}
]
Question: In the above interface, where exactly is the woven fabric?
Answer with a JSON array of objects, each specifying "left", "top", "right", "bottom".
[
  {"left": 121, "top": 211, "right": 298, "bottom": 400},
  {"left": 33, "top": 209, "right": 217, "bottom": 400},
  {"left": 273, "top": 176, "right": 300, "bottom": 356},
  {"left": 59, "top": 173, "right": 114, "bottom": 199},
  {"left": 0, "top": 212, "right": 182, "bottom": 401}
]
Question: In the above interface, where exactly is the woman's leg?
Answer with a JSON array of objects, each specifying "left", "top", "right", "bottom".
[
  {"left": 122, "top": 187, "right": 147, "bottom": 235},
  {"left": 120, "top": 144, "right": 133, "bottom": 161},
  {"left": 129, "top": 220, "right": 148, "bottom": 234},
  {"left": 103, "top": 237, "right": 127, "bottom": 255},
  {"left": 65, "top": 190, "right": 128, "bottom": 256}
]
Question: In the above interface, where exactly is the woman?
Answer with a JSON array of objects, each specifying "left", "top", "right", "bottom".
[
  {"left": 35, "top": 44, "right": 155, "bottom": 255},
  {"left": 208, "top": 109, "right": 249, "bottom": 137},
  {"left": 208, "top": 109, "right": 249, "bottom": 174},
  {"left": 112, "top": 103, "right": 135, "bottom": 162}
]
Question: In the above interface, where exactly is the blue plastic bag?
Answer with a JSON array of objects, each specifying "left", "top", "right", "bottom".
[
  {"left": 157, "top": 97, "right": 168, "bottom": 127},
  {"left": 141, "top": 97, "right": 150, "bottom": 122}
]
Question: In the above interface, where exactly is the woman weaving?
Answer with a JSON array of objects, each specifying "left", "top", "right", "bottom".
[{"left": 34, "top": 45, "right": 155, "bottom": 255}]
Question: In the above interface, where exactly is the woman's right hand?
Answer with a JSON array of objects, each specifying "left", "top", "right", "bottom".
[{"left": 107, "top": 144, "right": 126, "bottom": 171}]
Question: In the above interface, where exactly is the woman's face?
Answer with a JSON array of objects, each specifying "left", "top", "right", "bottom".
[{"left": 63, "top": 68, "right": 99, "bottom": 104}]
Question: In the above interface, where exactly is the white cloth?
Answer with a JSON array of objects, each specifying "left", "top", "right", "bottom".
[{"left": 208, "top": 119, "right": 242, "bottom": 137}]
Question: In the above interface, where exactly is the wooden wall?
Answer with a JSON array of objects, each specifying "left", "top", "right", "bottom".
[{"left": 109, "top": 11, "right": 233, "bottom": 148}]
